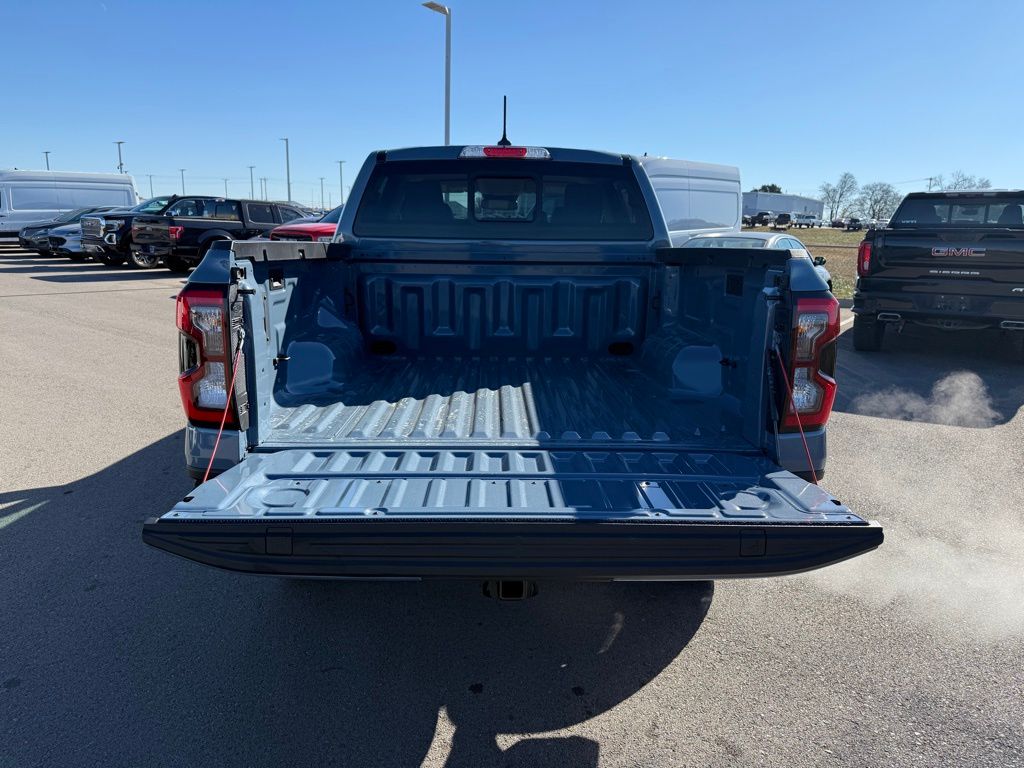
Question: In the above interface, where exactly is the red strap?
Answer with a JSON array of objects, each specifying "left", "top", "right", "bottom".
[
  {"left": 773, "top": 348, "right": 818, "bottom": 485},
  {"left": 202, "top": 343, "right": 244, "bottom": 484}
]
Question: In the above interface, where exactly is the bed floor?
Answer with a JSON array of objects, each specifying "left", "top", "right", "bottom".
[{"left": 263, "top": 355, "right": 747, "bottom": 448}]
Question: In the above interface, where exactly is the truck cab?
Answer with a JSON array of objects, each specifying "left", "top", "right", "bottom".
[{"left": 143, "top": 144, "right": 881, "bottom": 584}]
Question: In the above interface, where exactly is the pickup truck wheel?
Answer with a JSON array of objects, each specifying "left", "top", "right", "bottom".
[
  {"left": 127, "top": 249, "right": 160, "bottom": 269},
  {"left": 98, "top": 252, "right": 126, "bottom": 266},
  {"left": 164, "top": 255, "right": 191, "bottom": 274},
  {"left": 1004, "top": 331, "right": 1024, "bottom": 363},
  {"left": 852, "top": 314, "right": 884, "bottom": 351}
]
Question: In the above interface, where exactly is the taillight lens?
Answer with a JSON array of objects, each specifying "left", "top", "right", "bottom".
[
  {"left": 176, "top": 287, "right": 236, "bottom": 427},
  {"left": 168, "top": 225, "right": 184, "bottom": 241},
  {"left": 857, "top": 241, "right": 872, "bottom": 277},
  {"left": 782, "top": 297, "right": 839, "bottom": 431}
]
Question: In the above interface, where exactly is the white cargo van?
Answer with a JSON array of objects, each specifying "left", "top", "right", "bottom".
[
  {"left": 637, "top": 157, "right": 741, "bottom": 245},
  {"left": 0, "top": 170, "right": 138, "bottom": 234}
]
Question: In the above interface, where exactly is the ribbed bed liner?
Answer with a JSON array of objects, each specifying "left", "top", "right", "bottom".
[{"left": 264, "top": 355, "right": 744, "bottom": 447}]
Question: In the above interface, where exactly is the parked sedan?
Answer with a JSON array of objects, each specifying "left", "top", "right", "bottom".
[
  {"left": 18, "top": 206, "right": 118, "bottom": 255},
  {"left": 681, "top": 231, "right": 833, "bottom": 291}
]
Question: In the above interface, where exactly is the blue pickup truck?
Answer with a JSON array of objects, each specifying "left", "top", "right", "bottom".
[{"left": 143, "top": 145, "right": 881, "bottom": 589}]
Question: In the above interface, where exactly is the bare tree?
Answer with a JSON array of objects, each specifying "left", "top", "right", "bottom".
[
  {"left": 943, "top": 170, "right": 992, "bottom": 190},
  {"left": 854, "top": 182, "right": 903, "bottom": 220},
  {"left": 819, "top": 172, "right": 858, "bottom": 221}
]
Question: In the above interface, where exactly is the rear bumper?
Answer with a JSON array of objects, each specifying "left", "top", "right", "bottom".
[
  {"left": 854, "top": 286, "right": 1024, "bottom": 329},
  {"left": 142, "top": 518, "right": 883, "bottom": 580}
]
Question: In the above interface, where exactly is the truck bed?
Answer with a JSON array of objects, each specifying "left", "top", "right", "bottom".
[{"left": 263, "top": 354, "right": 745, "bottom": 449}]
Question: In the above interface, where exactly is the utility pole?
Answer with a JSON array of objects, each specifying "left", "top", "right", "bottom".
[
  {"left": 926, "top": 176, "right": 938, "bottom": 191},
  {"left": 337, "top": 160, "right": 345, "bottom": 204},
  {"left": 280, "top": 138, "right": 291, "bottom": 202},
  {"left": 260, "top": 177, "right": 267, "bottom": 200},
  {"left": 422, "top": 3, "right": 452, "bottom": 145},
  {"left": 223, "top": 178, "right": 229, "bottom": 197},
  {"left": 43, "top": 151, "right": 51, "bottom": 170},
  {"left": 247, "top": 165, "right": 255, "bottom": 198},
  {"left": 114, "top": 141, "right": 126, "bottom": 173},
  {"left": 319, "top": 177, "right": 325, "bottom": 210},
  {"left": 179, "top": 169, "right": 186, "bottom": 194},
  {"left": 147, "top": 174, "right": 154, "bottom": 197}
]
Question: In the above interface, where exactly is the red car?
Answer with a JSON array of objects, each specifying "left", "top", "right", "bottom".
[{"left": 269, "top": 205, "right": 343, "bottom": 241}]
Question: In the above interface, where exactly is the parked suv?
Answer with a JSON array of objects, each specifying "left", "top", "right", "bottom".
[
  {"left": 132, "top": 198, "right": 305, "bottom": 272},
  {"left": 853, "top": 190, "right": 1024, "bottom": 357},
  {"left": 19, "top": 206, "right": 118, "bottom": 255}
]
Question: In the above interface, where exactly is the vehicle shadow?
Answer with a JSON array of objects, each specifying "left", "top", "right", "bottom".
[
  {"left": 834, "top": 324, "right": 1024, "bottom": 426},
  {"left": 0, "top": 432, "right": 713, "bottom": 767},
  {"left": 0, "top": 256, "right": 179, "bottom": 284}
]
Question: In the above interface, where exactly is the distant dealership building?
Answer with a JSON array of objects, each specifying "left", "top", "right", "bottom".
[{"left": 742, "top": 191, "right": 824, "bottom": 218}]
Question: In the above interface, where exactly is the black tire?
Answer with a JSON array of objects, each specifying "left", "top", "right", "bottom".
[
  {"left": 1003, "top": 331, "right": 1024, "bottom": 363},
  {"left": 98, "top": 251, "right": 126, "bottom": 267},
  {"left": 852, "top": 314, "right": 884, "bottom": 351},
  {"left": 127, "top": 248, "right": 160, "bottom": 269},
  {"left": 164, "top": 255, "right": 191, "bottom": 274},
  {"left": 197, "top": 238, "right": 227, "bottom": 262}
]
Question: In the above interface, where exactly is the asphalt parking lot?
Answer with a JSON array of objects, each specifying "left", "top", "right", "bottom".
[{"left": 1, "top": 241, "right": 1022, "bottom": 768}]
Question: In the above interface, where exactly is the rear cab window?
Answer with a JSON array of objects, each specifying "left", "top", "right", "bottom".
[
  {"left": 353, "top": 159, "right": 653, "bottom": 240},
  {"left": 246, "top": 203, "right": 275, "bottom": 224},
  {"left": 891, "top": 195, "right": 1024, "bottom": 228}
]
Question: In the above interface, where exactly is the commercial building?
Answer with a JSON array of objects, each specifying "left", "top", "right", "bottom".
[{"left": 742, "top": 191, "right": 823, "bottom": 218}]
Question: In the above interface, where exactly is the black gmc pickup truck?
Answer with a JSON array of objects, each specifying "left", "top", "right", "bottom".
[
  {"left": 132, "top": 198, "right": 305, "bottom": 272},
  {"left": 853, "top": 190, "right": 1024, "bottom": 358}
]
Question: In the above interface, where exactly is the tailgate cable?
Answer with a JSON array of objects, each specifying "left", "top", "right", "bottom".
[
  {"left": 771, "top": 345, "right": 818, "bottom": 485},
  {"left": 202, "top": 328, "right": 246, "bottom": 484}
]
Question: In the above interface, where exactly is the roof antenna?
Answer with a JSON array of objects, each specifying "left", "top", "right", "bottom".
[{"left": 497, "top": 95, "right": 511, "bottom": 146}]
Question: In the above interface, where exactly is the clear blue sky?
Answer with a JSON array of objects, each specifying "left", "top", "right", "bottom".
[{"left": 4, "top": 0, "right": 1020, "bottom": 205}]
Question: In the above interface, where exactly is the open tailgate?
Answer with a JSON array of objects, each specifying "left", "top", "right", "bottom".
[{"left": 144, "top": 448, "right": 882, "bottom": 580}]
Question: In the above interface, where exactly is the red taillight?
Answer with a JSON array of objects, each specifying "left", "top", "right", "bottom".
[
  {"left": 168, "top": 225, "right": 184, "bottom": 241},
  {"left": 483, "top": 146, "right": 529, "bottom": 158},
  {"left": 459, "top": 145, "right": 551, "bottom": 159},
  {"left": 176, "top": 287, "right": 236, "bottom": 428},
  {"left": 781, "top": 297, "right": 839, "bottom": 431},
  {"left": 857, "top": 241, "right": 872, "bottom": 277}
]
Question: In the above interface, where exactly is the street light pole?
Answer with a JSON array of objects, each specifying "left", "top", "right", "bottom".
[
  {"left": 147, "top": 174, "right": 154, "bottom": 197},
  {"left": 223, "top": 178, "right": 229, "bottom": 197},
  {"left": 114, "top": 141, "right": 126, "bottom": 173},
  {"left": 422, "top": 3, "right": 452, "bottom": 145},
  {"left": 179, "top": 169, "right": 186, "bottom": 194},
  {"left": 43, "top": 151, "right": 51, "bottom": 170},
  {"left": 337, "top": 160, "right": 346, "bottom": 204},
  {"left": 319, "top": 177, "right": 325, "bottom": 210},
  {"left": 247, "top": 165, "right": 256, "bottom": 198},
  {"left": 260, "top": 177, "right": 267, "bottom": 200},
  {"left": 280, "top": 138, "right": 291, "bottom": 202}
]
